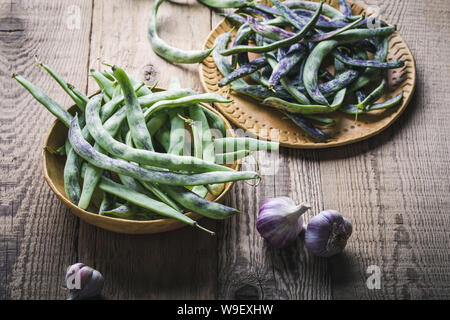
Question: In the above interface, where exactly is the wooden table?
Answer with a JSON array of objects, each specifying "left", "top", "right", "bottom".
[{"left": 1, "top": 0, "right": 449, "bottom": 300}]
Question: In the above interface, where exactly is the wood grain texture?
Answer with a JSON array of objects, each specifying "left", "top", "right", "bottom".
[
  {"left": 321, "top": 0, "right": 450, "bottom": 300},
  {"left": 0, "top": 0, "right": 93, "bottom": 299},
  {"left": 1, "top": 0, "right": 450, "bottom": 300}
]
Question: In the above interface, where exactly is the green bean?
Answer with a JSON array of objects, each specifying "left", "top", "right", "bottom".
[
  {"left": 101, "top": 82, "right": 144, "bottom": 123},
  {"left": 198, "top": 0, "right": 251, "bottom": 9},
  {"left": 303, "top": 40, "right": 339, "bottom": 105},
  {"left": 138, "top": 89, "right": 198, "bottom": 108},
  {"left": 64, "top": 147, "right": 82, "bottom": 204},
  {"left": 356, "top": 78, "right": 387, "bottom": 110},
  {"left": 118, "top": 173, "right": 154, "bottom": 197},
  {"left": 349, "top": 37, "right": 389, "bottom": 92},
  {"left": 36, "top": 58, "right": 88, "bottom": 111},
  {"left": 220, "top": 1, "right": 323, "bottom": 56},
  {"left": 155, "top": 122, "right": 171, "bottom": 153},
  {"left": 191, "top": 185, "right": 209, "bottom": 198},
  {"left": 200, "top": 105, "right": 227, "bottom": 137},
  {"left": 213, "top": 29, "right": 236, "bottom": 76},
  {"left": 70, "top": 116, "right": 258, "bottom": 185},
  {"left": 190, "top": 114, "right": 203, "bottom": 159},
  {"left": 212, "top": 28, "right": 248, "bottom": 88},
  {"left": 46, "top": 144, "right": 67, "bottom": 156},
  {"left": 122, "top": 133, "right": 181, "bottom": 209},
  {"left": 215, "top": 150, "right": 251, "bottom": 164},
  {"left": 86, "top": 100, "right": 234, "bottom": 173},
  {"left": 304, "top": 114, "right": 336, "bottom": 126},
  {"left": 122, "top": 130, "right": 183, "bottom": 211},
  {"left": 148, "top": 0, "right": 215, "bottom": 64},
  {"left": 102, "top": 69, "right": 152, "bottom": 97},
  {"left": 96, "top": 176, "right": 214, "bottom": 234},
  {"left": 113, "top": 66, "right": 154, "bottom": 151},
  {"left": 283, "top": 111, "right": 332, "bottom": 141},
  {"left": 103, "top": 205, "right": 160, "bottom": 220},
  {"left": 214, "top": 137, "right": 279, "bottom": 154},
  {"left": 78, "top": 95, "right": 105, "bottom": 209},
  {"left": 98, "top": 189, "right": 116, "bottom": 215},
  {"left": 167, "top": 109, "right": 186, "bottom": 156},
  {"left": 307, "top": 16, "right": 363, "bottom": 42},
  {"left": 333, "top": 49, "right": 405, "bottom": 69},
  {"left": 271, "top": 0, "right": 311, "bottom": 30},
  {"left": 189, "top": 105, "right": 224, "bottom": 196},
  {"left": 284, "top": 0, "right": 344, "bottom": 19},
  {"left": 163, "top": 100, "right": 210, "bottom": 200},
  {"left": 158, "top": 185, "right": 239, "bottom": 220},
  {"left": 90, "top": 69, "right": 116, "bottom": 98},
  {"left": 13, "top": 74, "right": 73, "bottom": 127},
  {"left": 146, "top": 112, "right": 168, "bottom": 136},
  {"left": 263, "top": 88, "right": 346, "bottom": 114},
  {"left": 218, "top": 57, "right": 268, "bottom": 87},
  {"left": 327, "top": 27, "right": 396, "bottom": 44},
  {"left": 246, "top": 16, "right": 295, "bottom": 41},
  {"left": 143, "top": 93, "right": 232, "bottom": 120},
  {"left": 111, "top": 82, "right": 121, "bottom": 99},
  {"left": 339, "top": 90, "right": 403, "bottom": 115},
  {"left": 189, "top": 106, "right": 215, "bottom": 163},
  {"left": 265, "top": 53, "right": 311, "bottom": 105}
]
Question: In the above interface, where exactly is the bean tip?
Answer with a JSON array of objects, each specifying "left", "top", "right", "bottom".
[
  {"left": 195, "top": 223, "right": 215, "bottom": 236},
  {"left": 34, "top": 55, "right": 43, "bottom": 66},
  {"left": 11, "top": 73, "right": 18, "bottom": 78}
]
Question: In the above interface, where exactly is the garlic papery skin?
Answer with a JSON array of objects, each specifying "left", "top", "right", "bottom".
[
  {"left": 305, "top": 210, "right": 353, "bottom": 258},
  {"left": 256, "top": 197, "right": 311, "bottom": 248},
  {"left": 65, "top": 263, "right": 104, "bottom": 300}
]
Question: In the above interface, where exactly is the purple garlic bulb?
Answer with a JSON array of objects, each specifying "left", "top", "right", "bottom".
[
  {"left": 257, "top": 197, "right": 311, "bottom": 248},
  {"left": 305, "top": 210, "right": 352, "bottom": 257},
  {"left": 65, "top": 263, "right": 104, "bottom": 300}
]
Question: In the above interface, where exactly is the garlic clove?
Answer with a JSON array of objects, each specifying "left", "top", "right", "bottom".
[
  {"left": 66, "top": 263, "right": 104, "bottom": 300},
  {"left": 305, "top": 210, "right": 352, "bottom": 258},
  {"left": 257, "top": 197, "right": 311, "bottom": 248}
]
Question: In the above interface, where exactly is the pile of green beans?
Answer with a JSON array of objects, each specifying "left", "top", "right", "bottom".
[
  {"left": 205, "top": 0, "right": 405, "bottom": 141},
  {"left": 14, "top": 63, "right": 280, "bottom": 235}
]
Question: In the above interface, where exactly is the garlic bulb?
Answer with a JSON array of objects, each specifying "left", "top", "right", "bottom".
[
  {"left": 256, "top": 197, "right": 311, "bottom": 248},
  {"left": 65, "top": 263, "right": 104, "bottom": 300},
  {"left": 305, "top": 210, "right": 352, "bottom": 257}
]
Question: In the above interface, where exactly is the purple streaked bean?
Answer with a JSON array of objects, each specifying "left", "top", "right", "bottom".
[
  {"left": 219, "top": 57, "right": 268, "bottom": 87},
  {"left": 319, "top": 69, "right": 359, "bottom": 96},
  {"left": 338, "top": 0, "right": 352, "bottom": 17},
  {"left": 283, "top": 111, "right": 332, "bottom": 141},
  {"left": 220, "top": 2, "right": 323, "bottom": 56},
  {"left": 333, "top": 49, "right": 405, "bottom": 69},
  {"left": 247, "top": 15, "right": 294, "bottom": 41},
  {"left": 284, "top": 0, "right": 344, "bottom": 19},
  {"left": 240, "top": 5, "right": 274, "bottom": 20},
  {"left": 85, "top": 96, "right": 234, "bottom": 173},
  {"left": 70, "top": 116, "right": 259, "bottom": 185},
  {"left": 231, "top": 83, "right": 293, "bottom": 101},
  {"left": 340, "top": 90, "right": 403, "bottom": 115},
  {"left": 270, "top": 0, "right": 306, "bottom": 30},
  {"left": 269, "top": 49, "right": 306, "bottom": 88},
  {"left": 217, "top": 12, "right": 247, "bottom": 25},
  {"left": 148, "top": 0, "right": 214, "bottom": 64},
  {"left": 307, "top": 16, "right": 363, "bottom": 42}
]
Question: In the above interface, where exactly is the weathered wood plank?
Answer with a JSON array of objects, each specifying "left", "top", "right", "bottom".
[
  {"left": 0, "top": 0, "right": 93, "bottom": 299},
  {"left": 1, "top": 0, "right": 450, "bottom": 300},
  {"left": 323, "top": 0, "right": 450, "bottom": 299},
  {"left": 82, "top": 0, "right": 217, "bottom": 300}
]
